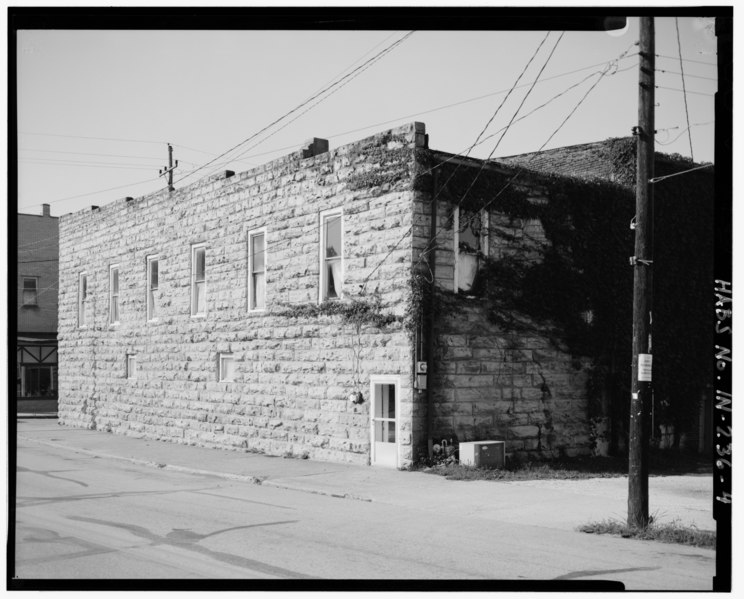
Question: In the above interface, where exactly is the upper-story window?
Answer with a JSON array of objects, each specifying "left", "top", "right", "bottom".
[
  {"left": 191, "top": 244, "right": 206, "bottom": 317},
  {"left": 78, "top": 273, "right": 88, "bottom": 327},
  {"left": 248, "top": 230, "right": 266, "bottom": 311},
  {"left": 147, "top": 255, "right": 159, "bottom": 321},
  {"left": 320, "top": 210, "right": 343, "bottom": 301},
  {"left": 22, "top": 277, "right": 38, "bottom": 306},
  {"left": 454, "top": 207, "right": 489, "bottom": 294},
  {"left": 109, "top": 265, "right": 120, "bottom": 325}
]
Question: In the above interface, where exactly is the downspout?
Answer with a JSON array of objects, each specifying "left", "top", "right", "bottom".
[{"left": 425, "top": 169, "right": 438, "bottom": 456}]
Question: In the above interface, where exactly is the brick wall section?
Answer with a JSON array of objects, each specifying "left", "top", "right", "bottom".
[
  {"left": 58, "top": 123, "right": 426, "bottom": 466},
  {"left": 413, "top": 156, "right": 592, "bottom": 460},
  {"left": 18, "top": 210, "right": 59, "bottom": 334}
]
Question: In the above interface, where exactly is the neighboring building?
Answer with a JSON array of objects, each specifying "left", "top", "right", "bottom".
[
  {"left": 57, "top": 124, "right": 713, "bottom": 466},
  {"left": 17, "top": 204, "right": 59, "bottom": 411},
  {"left": 498, "top": 138, "right": 715, "bottom": 454}
]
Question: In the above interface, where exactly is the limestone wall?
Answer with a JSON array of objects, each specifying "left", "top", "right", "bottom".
[
  {"left": 413, "top": 162, "right": 592, "bottom": 460},
  {"left": 58, "top": 123, "right": 425, "bottom": 465}
]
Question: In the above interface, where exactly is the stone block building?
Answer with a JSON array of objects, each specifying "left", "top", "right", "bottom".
[{"left": 58, "top": 123, "right": 713, "bottom": 466}]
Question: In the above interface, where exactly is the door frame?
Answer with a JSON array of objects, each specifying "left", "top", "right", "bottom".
[{"left": 369, "top": 374, "right": 401, "bottom": 468}]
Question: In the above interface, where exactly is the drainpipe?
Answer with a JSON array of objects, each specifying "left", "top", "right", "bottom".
[{"left": 425, "top": 169, "right": 439, "bottom": 456}]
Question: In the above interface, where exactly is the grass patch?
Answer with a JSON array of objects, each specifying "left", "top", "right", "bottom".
[
  {"left": 579, "top": 518, "right": 716, "bottom": 548},
  {"left": 420, "top": 460, "right": 624, "bottom": 481},
  {"left": 412, "top": 449, "right": 710, "bottom": 482}
]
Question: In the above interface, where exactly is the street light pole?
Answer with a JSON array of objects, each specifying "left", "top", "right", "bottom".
[{"left": 628, "top": 16, "right": 655, "bottom": 530}]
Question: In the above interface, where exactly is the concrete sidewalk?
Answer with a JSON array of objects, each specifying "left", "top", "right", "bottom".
[{"left": 16, "top": 418, "right": 715, "bottom": 533}]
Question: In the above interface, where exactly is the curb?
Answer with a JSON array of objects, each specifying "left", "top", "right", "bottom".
[
  {"left": 18, "top": 434, "right": 372, "bottom": 502},
  {"left": 18, "top": 434, "right": 263, "bottom": 485},
  {"left": 262, "top": 479, "right": 373, "bottom": 502}
]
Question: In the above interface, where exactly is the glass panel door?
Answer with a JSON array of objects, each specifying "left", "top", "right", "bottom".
[{"left": 371, "top": 381, "right": 398, "bottom": 467}]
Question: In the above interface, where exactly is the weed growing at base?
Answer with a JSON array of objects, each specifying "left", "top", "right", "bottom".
[{"left": 578, "top": 518, "right": 715, "bottom": 548}]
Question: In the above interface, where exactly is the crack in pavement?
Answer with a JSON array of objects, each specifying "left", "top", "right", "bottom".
[{"left": 67, "top": 515, "right": 313, "bottom": 579}]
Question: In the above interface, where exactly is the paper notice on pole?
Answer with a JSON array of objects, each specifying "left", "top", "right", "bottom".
[{"left": 638, "top": 353, "right": 653, "bottom": 382}]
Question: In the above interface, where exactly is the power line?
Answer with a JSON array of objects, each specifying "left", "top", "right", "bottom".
[
  {"left": 205, "top": 32, "right": 417, "bottom": 179},
  {"left": 19, "top": 132, "right": 166, "bottom": 144},
  {"left": 20, "top": 176, "right": 161, "bottom": 210},
  {"left": 655, "top": 85, "right": 714, "bottom": 97},
  {"left": 457, "top": 32, "right": 566, "bottom": 209},
  {"left": 655, "top": 53, "right": 716, "bottom": 67},
  {"left": 20, "top": 158, "right": 168, "bottom": 170},
  {"left": 656, "top": 68, "right": 717, "bottom": 82},
  {"left": 410, "top": 42, "right": 638, "bottom": 277},
  {"left": 675, "top": 18, "right": 695, "bottom": 161},
  {"left": 19, "top": 148, "right": 166, "bottom": 160},
  {"left": 362, "top": 31, "right": 572, "bottom": 290},
  {"left": 649, "top": 163, "right": 713, "bottom": 184},
  {"left": 656, "top": 120, "right": 713, "bottom": 146},
  {"left": 217, "top": 33, "right": 417, "bottom": 178},
  {"left": 176, "top": 31, "right": 415, "bottom": 186}
]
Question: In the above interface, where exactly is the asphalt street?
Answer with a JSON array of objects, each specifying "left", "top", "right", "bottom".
[{"left": 12, "top": 433, "right": 715, "bottom": 589}]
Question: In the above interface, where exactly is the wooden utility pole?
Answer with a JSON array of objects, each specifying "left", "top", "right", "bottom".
[
  {"left": 628, "top": 16, "right": 655, "bottom": 530},
  {"left": 159, "top": 143, "right": 178, "bottom": 192}
]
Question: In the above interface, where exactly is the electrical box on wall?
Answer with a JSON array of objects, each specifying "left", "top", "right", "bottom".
[
  {"left": 459, "top": 441, "right": 505, "bottom": 468},
  {"left": 415, "top": 361, "right": 427, "bottom": 389}
]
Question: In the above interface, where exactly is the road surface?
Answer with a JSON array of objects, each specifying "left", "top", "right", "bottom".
[{"left": 12, "top": 437, "right": 715, "bottom": 588}]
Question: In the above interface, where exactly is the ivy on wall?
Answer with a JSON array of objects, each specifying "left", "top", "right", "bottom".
[{"left": 418, "top": 141, "right": 714, "bottom": 450}]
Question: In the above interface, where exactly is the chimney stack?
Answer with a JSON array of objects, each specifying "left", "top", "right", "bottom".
[
  {"left": 301, "top": 138, "right": 329, "bottom": 159},
  {"left": 42, "top": 203, "right": 50, "bottom": 217}
]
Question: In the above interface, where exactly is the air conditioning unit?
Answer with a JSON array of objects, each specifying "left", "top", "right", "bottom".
[{"left": 459, "top": 441, "right": 505, "bottom": 468}]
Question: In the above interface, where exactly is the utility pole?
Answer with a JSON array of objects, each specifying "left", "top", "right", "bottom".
[
  {"left": 159, "top": 143, "right": 178, "bottom": 192},
  {"left": 628, "top": 16, "right": 655, "bottom": 530}
]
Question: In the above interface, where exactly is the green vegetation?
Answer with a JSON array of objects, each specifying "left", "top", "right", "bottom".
[
  {"left": 413, "top": 449, "right": 709, "bottom": 481},
  {"left": 579, "top": 518, "right": 715, "bottom": 548}
]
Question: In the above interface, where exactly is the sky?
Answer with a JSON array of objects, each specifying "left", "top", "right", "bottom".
[{"left": 15, "top": 14, "right": 719, "bottom": 217}]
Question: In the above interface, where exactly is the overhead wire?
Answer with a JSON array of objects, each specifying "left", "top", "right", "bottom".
[
  {"left": 655, "top": 53, "right": 716, "bottom": 67},
  {"left": 20, "top": 176, "right": 162, "bottom": 210},
  {"left": 175, "top": 31, "right": 415, "bottom": 186},
  {"left": 177, "top": 42, "right": 642, "bottom": 267},
  {"left": 231, "top": 52, "right": 639, "bottom": 166},
  {"left": 655, "top": 85, "right": 713, "bottom": 97},
  {"left": 213, "top": 34, "right": 417, "bottom": 176},
  {"left": 655, "top": 120, "right": 713, "bottom": 146},
  {"left": 20, "top": 49, "right": 637, "bottom": 213},
  {"left": 18, "top": 132, "right": 166, "bottom": 144},
  {"left": 407, "top": 42, "right": 638, "bottom": 278},
  {"left": 210, "top": 32, "right": 412, "bottom": 178},
  {"left": 674, "top": 17, "right": 695, "bottom": 161},
  {"left": 361, "top": 31, "right": 575, "bottom": 290},
  {"left": 649, "top": 163, "right": 713, "bottom": 184}
]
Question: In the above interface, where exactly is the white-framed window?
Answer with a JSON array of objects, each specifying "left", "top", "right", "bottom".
[
  {"left": 21, "top": 277, "right": 38, "bottom": 306},
  {"left": 78, "top": 272, "right": 88, "bottom": 327},
  {"left": 248, "top": 229, "right": 266, "bottom": 311},
  {"left": 126, "top": 354, "right": 137, "bottom": 379},
  {"left": 319, "top": 209, "right": 343, "bottom": 302},
  {"left": 146, "top": 255, "right": 159, "bottom": 321},
  {"left": 218, "top": 353, "right": 235, "bottom": 382},
  {"left": 191, "top": 243, "right": 206, "bottom": 317},
  {"left": 454, "top": 207, "right": 489, "bottom": 294},
  {"left": 109, "top": 264, "right": 120, "bottom": 324}
]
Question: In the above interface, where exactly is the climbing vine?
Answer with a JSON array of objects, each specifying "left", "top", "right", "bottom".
[{"left": 416, "top": 141, "right": 714, "bottom": 450}]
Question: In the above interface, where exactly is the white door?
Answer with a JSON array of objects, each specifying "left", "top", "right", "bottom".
[{"left": 370, "top": 377, "right": 399, "bottom": 467}]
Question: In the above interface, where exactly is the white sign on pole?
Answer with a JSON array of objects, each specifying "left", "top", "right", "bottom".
[{"left": 638, "top": 353, "right": 653, "bottom": 382}]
